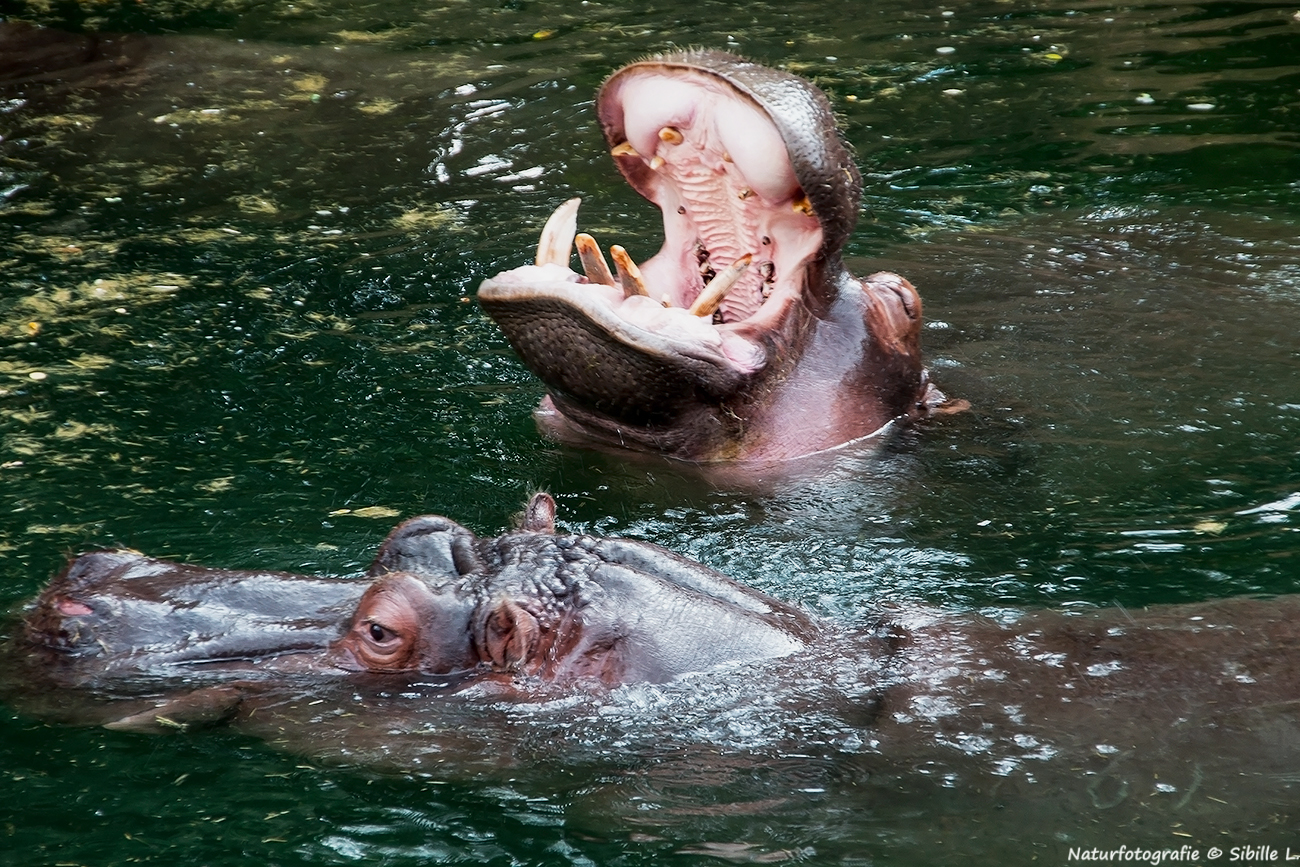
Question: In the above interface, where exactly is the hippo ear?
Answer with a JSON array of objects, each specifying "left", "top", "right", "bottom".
[
  {"left": 481, "top": 599, "right": 540, "bottom": 672},
  {"left": 519, "top": 493, "right": 556, "bottom": 533},
  {"left": 369, "top": 516, "right": 482, "bottom": 579}
]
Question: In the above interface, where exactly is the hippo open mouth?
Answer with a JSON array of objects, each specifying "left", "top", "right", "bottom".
[{"left": 479, "top": 51, "right": 942, "bottom": 463}]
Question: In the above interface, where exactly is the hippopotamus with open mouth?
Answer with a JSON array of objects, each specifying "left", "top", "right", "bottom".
[{"left": 479, "top": 51, "right": 950, "bottom": 463}]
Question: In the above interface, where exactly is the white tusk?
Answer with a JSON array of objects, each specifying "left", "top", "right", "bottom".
[{"left": 535, "top": 197, "right": 581, "bottom": 267}]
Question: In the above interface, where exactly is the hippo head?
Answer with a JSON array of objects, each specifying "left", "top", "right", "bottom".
[
  {"left": 330, "top": 493, "right": 814, "bottom": 684},
  {"left": 327, "top": 572, "right": 558, "bottom": 677},
  {"left": 479, "top": 50, "right": 940, "bottom": 463},
  {"left": 17, "top": 495, "right": 812, "bottom": 708}
]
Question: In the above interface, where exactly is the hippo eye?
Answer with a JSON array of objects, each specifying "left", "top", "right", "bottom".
[{"left": 367, "top": 621, "right": 395, "bottom": 643}]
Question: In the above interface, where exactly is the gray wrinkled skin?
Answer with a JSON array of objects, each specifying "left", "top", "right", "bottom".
[
  {"left": 9, "top": 494, "right": 815, "bottom": 733},
  {"left": 21, "top": 550, "right": 363, "bottom": 684},
  {"left": 6, "top": 496, "right": 1300, "bottom": 809},
  {"left": 368, "top": 509, "right": 817, "bottom": 682}
]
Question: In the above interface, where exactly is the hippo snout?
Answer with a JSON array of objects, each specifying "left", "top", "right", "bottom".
[
  {"left": 23, "top": 551, "right": 141, "bottom": 656},
  {"left": 24, "top": 595, "right": 106, "bottom": 656},
  {"left": 21, "top": 551, "right": 368, "bottom": 673}
]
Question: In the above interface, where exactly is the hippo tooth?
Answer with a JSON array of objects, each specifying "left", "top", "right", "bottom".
[
  {"left": 575, "top": 233, "right": 617, "bottom": 287},
  {"left": 791, "top": 194, "right": 814, "bottom": 216},
  {"left": 535, "top": 197, "right": 581, "bottom": 267},
  {"left": 610, "top": 141, "right": 638, "bottom": 157},
  {"left": 688, "top": 254, "right": 753, "bottom": 317},
  {"left": 609, "top": 245, "right": 649, "bottom": 298},
  {"left": 649, "top": 156, "right": 665, "bottom": 170},
  {"left": 658, "top": 126, "right": 684, "bottom": 145}
]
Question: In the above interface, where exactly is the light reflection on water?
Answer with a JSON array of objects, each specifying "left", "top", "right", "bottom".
[{"left": 1, "top": 0, "right": 1299, "bottom": 863}]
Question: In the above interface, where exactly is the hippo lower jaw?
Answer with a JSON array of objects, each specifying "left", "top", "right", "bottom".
[{"left": 478, "top": 51, "right": 938, "bottom": 463}]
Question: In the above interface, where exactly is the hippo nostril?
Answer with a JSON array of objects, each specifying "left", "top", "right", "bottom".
[
  {"left": 900, "top": 293, "right": 919, "bottom": 321},
  {"left": 55, "top": 597, "right": 94, "bottom": 617},
  {"left": 882, "top": 276, "right": 921, "bottom": 321}
]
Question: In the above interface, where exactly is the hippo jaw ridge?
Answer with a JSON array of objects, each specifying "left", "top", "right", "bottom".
[{"left": 478, "top": 50, "right": 909, "bottom": 462}]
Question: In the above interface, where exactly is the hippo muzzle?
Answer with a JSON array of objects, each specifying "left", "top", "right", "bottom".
[
  {"left": 479, "top": 50, "right": 945, "bottom": 463},
  {"left": 23, "top": 550, "right": 364, "bottom": 679}
]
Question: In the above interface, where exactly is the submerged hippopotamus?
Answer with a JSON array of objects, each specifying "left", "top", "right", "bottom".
[
  {"left": 12, "top": 494, "right": 811, "bottom": 730},
  {"left": 10, "top": 494, "right": 1300, "bottom": 756},
  {"left": 12, "top": 510, "right": 1300, "bottom": 841},
  {"left": 479, "top": 51, "right": 951, "bottom": 463}
]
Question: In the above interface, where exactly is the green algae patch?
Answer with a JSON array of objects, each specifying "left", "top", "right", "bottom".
[
  {"left": 231, "top": 195, "right": 281, "bottom": 216},
  {"left": 392, "top": 207, "right": 458, "bottom": 234}
]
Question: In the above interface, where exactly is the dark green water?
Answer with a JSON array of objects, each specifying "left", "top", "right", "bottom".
[{"left": 1, "top": 0, "right": 1298, "bottom": 863}]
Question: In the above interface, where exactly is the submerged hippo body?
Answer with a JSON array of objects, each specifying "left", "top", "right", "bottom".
[
  {"left": 9, "top": 496, "right": 1300, "bottom": 751},
  {"left": 479, "top": 51, "right": 947, "bottom": 463},
  {"left": 6, "top": 497, "right": 1300, "bottom": 824}
]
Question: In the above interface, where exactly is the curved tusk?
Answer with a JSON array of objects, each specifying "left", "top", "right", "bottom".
[
  {"left": 610, "top": 245, "right": 649, "bottom": 298},
  {"left": 535, "top": 197, "right": 581, "bottom": 267},
  {"left": 575, "top": 233, "right": 617, "bottom": 286}
]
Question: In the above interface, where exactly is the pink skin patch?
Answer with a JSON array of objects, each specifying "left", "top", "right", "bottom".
[
  {"left": 55, "top": 597, "right": 94, "bottom": 617},
  {"left": 602, "top": 69, "right": 822, "bottom": 323}
]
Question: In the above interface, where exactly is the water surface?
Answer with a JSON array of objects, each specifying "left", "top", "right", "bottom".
[{"left": 1, "top": 0, "right": 1298, "bottom": 863}]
